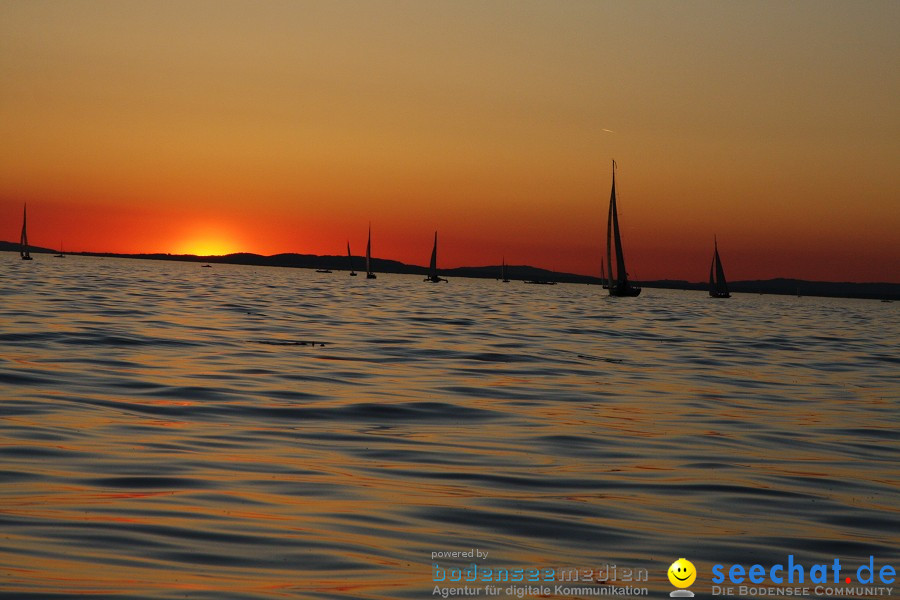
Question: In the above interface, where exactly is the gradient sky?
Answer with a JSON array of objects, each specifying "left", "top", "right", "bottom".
[{"left": 2, "top": 0, "right": 898, "bottom": 282}]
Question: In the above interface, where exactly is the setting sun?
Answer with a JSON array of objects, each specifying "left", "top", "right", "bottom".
[{"left": 174, "top": 225, "right": 241, "bottom": 256}]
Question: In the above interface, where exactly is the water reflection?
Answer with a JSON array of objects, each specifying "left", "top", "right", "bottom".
[{"left": 1, "top": 255, "right": 898, "bottom": 598}]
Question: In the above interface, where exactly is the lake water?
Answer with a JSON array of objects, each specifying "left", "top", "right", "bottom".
[{"left": 1, "top": 254, "right": 897, "bottom": 599}]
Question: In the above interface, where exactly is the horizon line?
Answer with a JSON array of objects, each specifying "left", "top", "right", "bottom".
[{"left": 3, "top": 244, "right": 899, "bottom": 289}]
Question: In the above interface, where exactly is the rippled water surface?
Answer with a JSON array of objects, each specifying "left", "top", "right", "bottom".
[{"left": 1, "top": 255, "right": 898, "bottom": 598}]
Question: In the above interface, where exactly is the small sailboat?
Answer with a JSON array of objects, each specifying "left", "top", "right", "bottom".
[
  {"left": 709, "top": 237, "right": 730, "bottom": 298},
  {"left": 20, "top": 204, "right": 32, "bottom": 260},
  {"left": 366, "top": 224, "right": 376, "bottom": 279},
  {"left": 315, "top": 269, "right": 332, "bottom": 273},
  {"left": 605, "top": 160, "right": 640, "bottom": 297},
  {"left": 54, "top": 240, "right": 65, "bottom": 258},
  {"left": 600, "top": 262, "right": 608, "bottom": 289},
  {"left": 347, "top": 241, "right": 357, "bottom": 276},
  {"left": 424, "top": 231, "right": 447, "bottom": 283},
  {"left": 500, "top": 257, "right": 509, "bottom": 283}
]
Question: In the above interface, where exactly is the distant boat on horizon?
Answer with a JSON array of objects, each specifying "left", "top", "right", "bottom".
[
  {"left": 366, "top": 224, "right": 376, "bottom": 279},
  {"left": 316, "top": 269, "right": 332, "bottom": 274},
  {"left": 424, "top": 231, "right": 447, "bottom": 283},
  {"left": 524, "top": 280, "right": 556, "bottom": 285},
  {"left": 20, "top": 204, "right": 32, "bottom": 260},
  {"left": 709, "top": 237, "right": 730, "bottom": 298},
  {"left": 54, "top": 240, "right": 65, "bottom": 258},
  {"left": 347, "top": 241, "right": 357, "bottom": 276},
  {"left": 600, "top": 262, "right": 608, "bottom": 289},
  {"left": 500, "top": 257, "right": 509, "bottom": 283},
  {"left": 605, "top": 160, "right": 640, "bottom": 297}
]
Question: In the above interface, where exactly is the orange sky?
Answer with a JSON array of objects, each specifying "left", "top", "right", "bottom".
[{"left": 2, "top": 1, "right": 898, "bottom": 282}]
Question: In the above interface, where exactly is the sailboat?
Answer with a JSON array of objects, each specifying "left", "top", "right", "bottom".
[
  {"left": 600, "top": 262, "right": 608, "bottom": 289},
  {"left": 424, "top": 231, "right": 447, "bottom": 283},
  {"left": 500, "top": 257, "right": 509, "bottom": 283},
  {"left": 365, "top": 224, "right": 376, "bottom": 279},
  {"left": 709, "top": 237, "right": 730, "bottom": 298},
  {"left": 20, "top": 204, "right": 32, "bottom": 260},
  {"left": 347, "top": 241, "right": 357, "bottom": 276},
  {"left": 54, "top": 240, "right": 65, "bottom": 258},
  {"left": 605, "top": 160, "right": 640, "bottom": 297}
]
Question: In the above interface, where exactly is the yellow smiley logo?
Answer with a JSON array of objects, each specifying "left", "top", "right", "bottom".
[{"left": 668, "top": 558, "right": 697, "bottom": 588}]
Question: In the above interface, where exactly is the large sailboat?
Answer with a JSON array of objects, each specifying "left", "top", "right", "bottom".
[
  {"left": 605, "top": 161, "right": 640, "bottom": 297},
  {"left": 365, "top": 225, "right": 376, "bottom": 279},
  {"left": 424, "top": 231, "right": 447, "bottom": 283},
  {"left": 20, "top": 204, "right": 32, "bottom": 260},
  {"left": 709, "top": 237, "right": 730, "bottom": 298},
  {"left": 347, "top": 241, "right": 357, "bottom": 276}
]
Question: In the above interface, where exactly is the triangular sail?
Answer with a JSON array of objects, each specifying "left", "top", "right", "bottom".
[
  {"left": 20, "top": 204, "right": 31, "bottom": 260},
  {"left": 710, "top": 238, "right": 729, "bottom": 296},
  {"left": 365, "top": 226, "right": 372, "bottom": 275},
  {"left": 604, "top": 161, "right": 639, "bottom": 296},
  {"left": 606, "top": 187, "right": 614, "bottom": 290},
  {"left": 714, "top": 248, "right": 727, "bottom": 293},
  {"left": 347, "top": 241, "right": 355, "bottom": 274},
  {"left": 501, "top": 257, "right": 508, "bottom": 281},
  {"left": 610, "top": 174, "right": 627, "bottom": 286},
  {"left": 429, "top": 232, "right": 438, "bottom": 279}
]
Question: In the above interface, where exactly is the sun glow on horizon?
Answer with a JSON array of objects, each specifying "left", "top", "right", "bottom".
[{"left": 173, "top": 225, "right": 242, "bottom": 257}]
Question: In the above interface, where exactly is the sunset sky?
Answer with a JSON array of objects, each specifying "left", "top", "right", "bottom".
[{"left": 1, "top": 1, "right": 898, "bottom": 282}]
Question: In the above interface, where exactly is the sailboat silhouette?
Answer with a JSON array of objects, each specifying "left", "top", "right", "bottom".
[
  {"left": 605, "top": 161, "right": 640, "bottom": 297},
  {"left": 347, "top": 241, "right": 357, "bottom": 276},
  {"left": 20, "top": 204, "right": 32, "bottom": 260},
  {"left": 709, "top": 237, "right": 730, "bottom": 298},
  {"left": 424, "top": 232, "right": 447, "bottom": 283},
  {"left": 366, "top": 224, "right": 376, "bottom": 279}
]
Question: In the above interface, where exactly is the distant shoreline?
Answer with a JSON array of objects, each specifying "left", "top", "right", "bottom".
[{"left": 2, "top": 244, "right": 897, "bottom": 300}]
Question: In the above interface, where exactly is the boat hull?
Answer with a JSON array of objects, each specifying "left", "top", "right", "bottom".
[
  {"left": 609, "top": 285, "right": 641, "bottom": 297},
  {"left": 709, "top": 291, "right": 730, "bottom": 298},
  {"left": 366, "top": 273, "right": 377, "bottom": 279}
]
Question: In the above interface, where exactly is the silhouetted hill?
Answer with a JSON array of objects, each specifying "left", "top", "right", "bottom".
[
  {"left": 0, "top": 241, "right": 57, "bottom": 254},
  {"left": 3, "top": 243, "right": 897, "bottom": 300}
]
